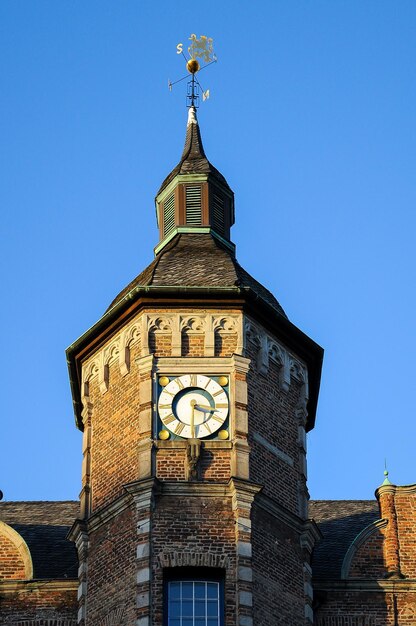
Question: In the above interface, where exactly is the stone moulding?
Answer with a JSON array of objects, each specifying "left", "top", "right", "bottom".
[
  {"left": 13, "top": 621, "right": 77, "bottom": 626},
  {"left": 0, "top": 580, "right": 78, "bottom": 594},
  {"left": 0, "top": 521, "right": 33, "bottom": 580},
  {"left": 158, "top": 551, "right": 230, "bottom": 569}
]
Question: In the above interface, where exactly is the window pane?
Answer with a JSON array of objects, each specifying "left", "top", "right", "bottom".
[
  {"left": 167, "top": 579, "right": 221, "bottom": 626},
  {"left": 207, "top": 600, "right": 218, "bottom": 617},
  {"left": 195, "top": 582, "right": 206, "bottom": 598},
  {"left": 169, "top": 601, "right": 181, "bottom": 617},
  {"left": 195, "top": 599, "right": 205, "bottom": 617},
  {"left": 182, "top": 582, "right": 193, "bottom": 598},
  {"left": 182, "top": 600, "right": 193, "bottom": 616},
  {"left": 169, "top": 582, "right": 180, "bottom": 597},
  {"left": 207, "top": 583, "right": 218, "bottom": 599}
]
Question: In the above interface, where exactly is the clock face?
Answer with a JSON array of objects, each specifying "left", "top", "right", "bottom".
[{"left": 158, "top": 374, "right": 229, "bottom": 439}]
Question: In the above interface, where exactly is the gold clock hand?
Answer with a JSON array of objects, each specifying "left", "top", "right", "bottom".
[
  {"left": 190, "top": 399, "right": 196, "bottom": 438},
  {"left": 194, "top": 404, "right": 219, "bottom": 413}
]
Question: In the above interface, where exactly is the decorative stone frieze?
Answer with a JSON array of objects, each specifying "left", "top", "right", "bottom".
[
  {"left": 157, "top": 551, "right": 230, "bottom": 569},
  {"left": 14, "top": 621, "right": 77, "bottom": 626},
  {"left": 244, "top": 317, "right": 309, "bottom": 402},
  {"left": 81, "top": 311, "right": 242, "bottom": 397}
]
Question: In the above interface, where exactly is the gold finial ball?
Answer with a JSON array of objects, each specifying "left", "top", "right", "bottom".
[
  {"left": 218, "top": 376, "right": 228, "bottom": 387},
  {"left": 159, "top": 376, "right": 170, "bottom": 387},
  {"left": 187, "top": 58, "right": 200, "bottom": 74},
  {"left": 159, "top": 429, "right": 170, "bottom": 440},
  {"left": 218, "top": 429, "right": 229, "bottom": 440}
]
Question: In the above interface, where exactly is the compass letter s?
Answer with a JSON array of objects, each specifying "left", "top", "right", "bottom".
[{"left": 176, "top": 43, "right": 183, "bottom": 54}]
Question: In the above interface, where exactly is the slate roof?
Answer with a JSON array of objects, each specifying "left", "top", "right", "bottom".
[
  {"left": 1, "top": 499, "right": 382, "bottom": 582},
  {"left": 107, "top": 232, "right": 287, "bottom": 317},
  {"left": 0, "top": 501, "right": 79, "bottom": 580},
  {"left": 309, "top": 500, "right": 380, "bottom": 580},
  {"left": 157, "top": 106, "right": 230, "bottom": 197}
]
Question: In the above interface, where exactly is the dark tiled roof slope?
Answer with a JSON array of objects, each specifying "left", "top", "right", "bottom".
[
  {"left": 309, "top": 500, "right": 380, "bottom": 580},
  {"left": 157, "top": 106, "right": 230, "bottom": 197},
  {"left": 107, "top": 233, "right": 287, "bottom": 318},
  {"left": 0, "top": 501, "right": 79, "bottom": 579}
]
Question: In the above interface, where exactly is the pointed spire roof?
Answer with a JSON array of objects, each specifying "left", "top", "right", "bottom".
[{"left": 157, "top": 106, "right": 230, "bottom": 197}]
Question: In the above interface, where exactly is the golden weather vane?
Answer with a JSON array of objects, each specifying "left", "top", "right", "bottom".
[{"left": 168, "top": 34, "right": 217, "bottom": 108}]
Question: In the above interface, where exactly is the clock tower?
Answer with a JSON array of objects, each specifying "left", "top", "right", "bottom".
[{"left": 67, "top": 105, "right": 323, "bottom": 626}]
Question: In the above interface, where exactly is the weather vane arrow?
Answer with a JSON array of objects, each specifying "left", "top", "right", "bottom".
[{"left": 168, "top": 33, "right": 217, "bottom": 107}]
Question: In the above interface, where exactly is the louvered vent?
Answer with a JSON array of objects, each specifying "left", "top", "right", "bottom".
[
  {"left": 185, "top": 186, "right": 202, "bottom": 225},
  {"left": 213, "top": 194, "right": 225, "bottom": 234},
  {"left": 163, "top": 192, "right": 175, "bottom": 237}
]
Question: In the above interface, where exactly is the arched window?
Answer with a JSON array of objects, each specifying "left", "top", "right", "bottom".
[{"left": 164, "top": 568, "right": 224, "bottom": 626}]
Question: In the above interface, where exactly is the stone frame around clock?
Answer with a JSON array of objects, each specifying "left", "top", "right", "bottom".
[{"left": 136, "top": 354, "right": 251, "bottom": 481}]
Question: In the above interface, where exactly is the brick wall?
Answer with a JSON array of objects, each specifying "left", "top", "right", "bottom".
[
  {"left": 314, "top": 588, "right": 416, "bottom": 626},
  {"left": 0, "top": 535, "right": 26, "bottom": 580},
  {"left": 87, "top": 340, "right": 142, "bottom": 512},
  {"left": 0, "top": 584, "right": 77, "bottom": 626},
  {"left": 151, "top": 493, "right": 238, "bottom": 626},
  {"left": 75, "top": 304, "right": 313, "bottom": 625},
  {"left": 393, "top": 486, "right": 416, "bottom": 578},
  {"left": 245, "top": 338, "right": 303, "bottom": 516},
  {"left": 349, "top": 530, "right": 385, "bottom": 578},
  {"left": 86, "top": 505, "right": 137, "bottom": 625},
  {"left": 252, "top": 506, "right": 305, "bottom": 625}
]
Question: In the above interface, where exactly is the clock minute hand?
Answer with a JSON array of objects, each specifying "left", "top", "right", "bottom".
[{"left": 194, "top": 404, "right": 218, "bottom": 414}]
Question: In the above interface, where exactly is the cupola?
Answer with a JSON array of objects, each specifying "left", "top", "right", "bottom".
[{"left": 155, "top": 106, "right": 235, "bottom": 255}]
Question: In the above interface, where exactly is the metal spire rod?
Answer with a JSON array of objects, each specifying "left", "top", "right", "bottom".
[{"left": 168, "top": 34, "right": 217, "bottom": 108}]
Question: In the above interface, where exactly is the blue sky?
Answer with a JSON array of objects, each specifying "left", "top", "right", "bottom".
[{"left": 1, "top": 1, "right": 415, "bottom": 502}]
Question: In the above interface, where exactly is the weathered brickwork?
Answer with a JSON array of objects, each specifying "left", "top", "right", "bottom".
[
  {"left": 85, "top": 505, "right": 137, "bottom": 625},
  {"left": 0, "top": 536, "right": 26, "bottom": 580},
  {"left": 149, "top": 332, "right": 172, "bottom": 357},
  {"left": 393, "top": 487, "right": 416, "bottom": 578},
  {"left": 252, "top": 506, "right": 306, "bottom": 625},
  {"left": 215, "top": 332, "right": 238, "bottom": 357},
  {"left": 151, "top": 493, "right": 238, "bottom": 626},
  {"left": 87, "top": 340, "right": 142, "bottom": 512},
  {"left": 314, "top": 589, "right": 416, "bottom": 626},
  {"left": 0, "top": 585, "right": 77, "bottom": 626},
  {"left": 349, "top": 530, "right": 385, "bottom": 578},
  {"left": 245, "top": 337, "right": 303, "bottom": 516},
  {"left": 181, "top": 332, "right": 205, "bottom": 356},
  {"left": 314, "top": 485, "right": 416, "bottom": 624},
  {"left": 156, "top": 445, "right": 232, "bottom": 482}
]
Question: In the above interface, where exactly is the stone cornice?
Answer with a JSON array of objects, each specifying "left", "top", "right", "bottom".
[
  {"left": 313, "top": 578, "right": 416, "bottom": 593},
  {"left": 255, "top": 491, "right": 321, "bottom": 538},
  {"left": 156, "top": 477, "right": 261, "bottom": 501},
  {"left": 375, "top": 482, "right": 416, "bottom": 499},
  {"left": 68, "top": 478, "right": 159, "bottom": 537},
  {"left": 0, "top": 579, "right": 78, "bottom": 594}
]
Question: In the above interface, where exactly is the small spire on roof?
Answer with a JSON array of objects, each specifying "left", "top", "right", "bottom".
[
  {"left": 381, "top": 459, "right": 392, "bottom": 486},
  {"left": 181, "top": 104, "right": 207, "bottom": 162},
  {"left": 381, "top": 470, "right": 392, "bottom": 486}
]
